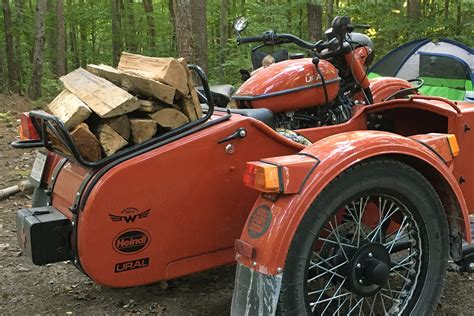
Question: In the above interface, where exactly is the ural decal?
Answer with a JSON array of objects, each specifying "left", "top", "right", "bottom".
[
  {"left": 115, "top": 257, "right": 150, "bottom": 273},
  {"left": 247, "top": 205, "right": 272, "bottom": 239},
  {"left": 109, "top": 207, "right": 150, "bottom": 223},
  {"left": 113, "top": 229, "right": 151, "bottom": 254}
]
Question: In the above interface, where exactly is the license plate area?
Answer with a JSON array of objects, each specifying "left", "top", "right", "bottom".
[{"left": 30, "top": 152, "right": 47, "bottom": 186}]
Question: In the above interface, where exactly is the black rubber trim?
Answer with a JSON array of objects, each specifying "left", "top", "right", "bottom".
[
  {"left": 76, "top": 114, "right": 232, "bottom": 212},
  {"left": 10, "top": 140, "right": 44, "bottom": 149},
  {"left": 296, "top": 153, "right": 321, "bottom": 194},
  {"left": 258, "top": 160, "right": 284, "bottom": 193},
  {"left": 232, "top": 77, "right": 341, "bottom": 101},
  {"left": 412, "top": 139, "right": 448, "bottom": 165}
]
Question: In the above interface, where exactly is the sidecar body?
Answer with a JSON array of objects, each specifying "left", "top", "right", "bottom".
[{"left": 12, "top": 75, "right": 474, "bottom": 314}]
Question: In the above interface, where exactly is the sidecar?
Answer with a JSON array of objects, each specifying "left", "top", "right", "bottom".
[{"left": 12, "top": 68, "right": 474, "bottom": 314}]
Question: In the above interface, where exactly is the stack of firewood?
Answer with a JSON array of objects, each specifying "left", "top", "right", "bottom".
[{"left": 47, "top": 52, "right": 203, "bottom": 162}]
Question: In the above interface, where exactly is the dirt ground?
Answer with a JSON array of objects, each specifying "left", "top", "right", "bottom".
[{"left": 0, "top": 94, "right": 473, "bottom": 315}]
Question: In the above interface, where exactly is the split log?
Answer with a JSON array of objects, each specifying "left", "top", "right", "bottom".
[
  {"left": 138, "top": 99, "right": 161, "bottom": 113},
  {"left": 60, "top": 68, "right": 140, "bottom": 118},
  {"left": 96, "top": 124, "right": 128, "bottom": 156},
  {"left": 118, "top": 53, "right": 189, "bottom": 95},
  {"left": 130, "top": 119, "right": 157, "bottom": 144},
  {"left": 178, "top": 58, "right": 203, "bottom": 120},
  {"left": 70, "top": 123, "right": 102, "bottom": 161},
  {"left": 86, "top": 64, "right": 176, "bottom": 105},
  {"left": 102, "top": 115, "right": 130, "bottom": 141},
  {"left": 150, "top": 108, "right": 189, "bottom": 129},
  {"left": 48, "top": 90, "right": 92, "bottom": 129}
]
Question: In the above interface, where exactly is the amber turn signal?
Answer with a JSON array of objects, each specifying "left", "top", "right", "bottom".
[
  {"left": 243, "top": 161, "right": 281, "bottom": 193},
  {"left": 447, "top": 134, "right": 459, "bottom": 157}
]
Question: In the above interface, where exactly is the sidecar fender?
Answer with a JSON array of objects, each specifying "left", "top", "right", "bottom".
[
  {"left": 231, "top": 130, "right": 469, "bottom": 315},
  {"left": 236, "top": 130, "right": 469, "bottom": 276}
]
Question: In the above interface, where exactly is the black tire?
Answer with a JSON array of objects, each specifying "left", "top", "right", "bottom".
[{"left": 277, "top": 159, "right": 448, "bottom": 315}]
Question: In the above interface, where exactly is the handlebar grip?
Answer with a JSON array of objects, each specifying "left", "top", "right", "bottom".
[{"left": 237, "top": 36, "right": 265, "bottom": 44}]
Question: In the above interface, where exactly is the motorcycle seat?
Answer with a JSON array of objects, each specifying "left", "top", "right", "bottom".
[
  {"left": 198, "top": 85, "right": 235, "bottom": 108},
  {"left": 224, "top": 107, "right": 276, "bottom": 130},
  {"left": 202, "top": 103, "right": 276, "bottom": 129}
]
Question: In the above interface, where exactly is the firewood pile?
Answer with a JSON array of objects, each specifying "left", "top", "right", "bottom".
[{"left": 47, "top": 52, "right": 203, "bottom": 162}]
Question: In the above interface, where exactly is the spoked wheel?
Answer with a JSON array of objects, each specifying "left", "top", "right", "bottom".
[{"left": 277, "top": 160, "right": 449, "bottom": 315}]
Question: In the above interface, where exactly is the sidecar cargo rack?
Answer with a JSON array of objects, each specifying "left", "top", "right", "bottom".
[{"left": 12, "top": 65, "right": 215, "bottom": 169}]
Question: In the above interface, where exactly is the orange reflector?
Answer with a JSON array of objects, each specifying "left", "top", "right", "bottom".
[
  {"left": 243, "top": 162, "right": 281, "bottom": 193},
  {"left": 447, "top": 134, "right": 459, "bottom": 157}
]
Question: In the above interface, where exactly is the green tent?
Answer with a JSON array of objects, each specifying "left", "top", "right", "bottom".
[{"left": 369, "top": 38, "right": 474, "bottom": 102}]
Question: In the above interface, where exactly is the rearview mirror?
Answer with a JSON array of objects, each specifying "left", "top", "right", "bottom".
[{"left": 234, "top": 17, "right": 248, "bottom": 34}]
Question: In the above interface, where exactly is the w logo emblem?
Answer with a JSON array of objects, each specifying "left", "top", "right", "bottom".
[{"left": 109, "top": 208, "right": 151, "bottom": 223}]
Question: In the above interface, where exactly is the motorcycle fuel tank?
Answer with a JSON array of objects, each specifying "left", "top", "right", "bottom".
[{"left": 233, "top": 58, "right": 340, "bottom": 112}]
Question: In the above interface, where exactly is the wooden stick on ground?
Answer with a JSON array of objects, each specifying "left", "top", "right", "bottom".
[{"left": 0, "top": 180, "right": 33, "bottom": 201}]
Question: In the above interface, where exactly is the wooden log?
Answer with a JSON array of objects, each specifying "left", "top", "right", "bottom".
[
  {"left": 149, "top": 108, "right": 189, "bottom": 129},
  {"left": 118, "top": 52, "right": 189, "bottom": 95},
  {"left": 96, "top": 124, "right": 128, "bottom": 156},
  {"left": 87, "top": 64, "right": 176, "bottom": 105},
  {"left": 70, "top": 123, "right": 102, "bottom": 161},
  {"left": 130, "top": 119, "right": 157, "bottom": 144},
  {"left": 48, "top": 90, "right": 92, "bottom": 129},
  {"left": 178, "top": 58, "right": 203, "bottom": 120},
  {"left": 103, "top": 115, "right": 130, "bottom": 141},
  {"left": 60, "top": 68, "right": 140, "bottom": 118},
  {"left": 138, "top": 99, "right": 161, "bottom": 113}
]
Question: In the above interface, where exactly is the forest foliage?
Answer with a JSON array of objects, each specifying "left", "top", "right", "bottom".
[{"left": 0, "top": 0, "right": 473, "bottom": 101}]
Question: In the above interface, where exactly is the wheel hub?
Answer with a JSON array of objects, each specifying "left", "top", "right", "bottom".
[{"left": 346, "top": 242, "right": 391, "bottom": 297}]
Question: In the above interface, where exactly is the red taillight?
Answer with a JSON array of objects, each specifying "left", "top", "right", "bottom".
[{"left": 19, "top": 112, "right": 40, "bottom": 141}]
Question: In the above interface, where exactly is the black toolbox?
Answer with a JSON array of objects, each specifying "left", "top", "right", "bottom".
[{"left": 16, "top": 206, "right": 72, "bottom": 265}]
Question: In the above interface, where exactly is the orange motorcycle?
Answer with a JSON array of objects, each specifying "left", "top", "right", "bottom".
[{"left": 13, "top": 16, "right": 474, "bottom": 315}]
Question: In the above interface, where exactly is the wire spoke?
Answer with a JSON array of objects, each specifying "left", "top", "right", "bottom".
[{"left": 305, "top": 194, "right": 422, "bottom": 315}]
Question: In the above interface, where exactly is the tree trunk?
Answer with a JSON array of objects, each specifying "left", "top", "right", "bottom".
[
  {"left": 168, "top": 0, "right": 176, "bottom": 53},
  {"left": 126, "top": 0, "right": 137, "bottom": 52},
  {"left": 67, "top": 0, "right": 79, "bottom": 68},
  {"left": 219, "top": 0, "right": 229, "bottom": 78},
  {"left": 2, "top": 0, "right": 21, "bottom": 93},
  {"left": 28, "top": 0, "right": 47, "bottom": 100},
  {"left": 190, "top": 0, "right": 208, "bottom": 74},
  {"left": 326, "top": 0, "right": 334, "bottom": 29},
  {"left": 444, "top": 0, "right": 449, "bottom": 20},
  {"left": 13, "top": 0, "right": 24, "bottom": 92},
  {"left": 172, "top": 0, "right": 193, "bottom": 63},
  {"left": 407, "top": 0, "right": 421, "bottom": 20},
  {"left": 56, "top": 0, "right": 66, "bottom": 76},
  {"left": 112, "top": 0, "right": 122, "bottom": 66},
  {"left": 307, "top": 1, "right": 323, "bottom": 41},
  {"left": 0, "top": 42, "right": 4, "bottom": 92},
  {"left": 456, "top": 0, "right": 462, "bottom": 35},
  {"left": 46, "top": 0, "right": 56, "bottom": 74},
  {"left": 143, "top": 0, "right": 156, "bottom": 54}
]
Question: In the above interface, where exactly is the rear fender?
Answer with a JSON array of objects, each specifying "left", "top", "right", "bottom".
[{"left": 236, "top": 130, "right": 470, "bottom": 276}]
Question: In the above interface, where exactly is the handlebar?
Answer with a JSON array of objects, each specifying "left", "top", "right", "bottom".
[{"left": 237, "top": 32, "right": 320, "bottom": 50}]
